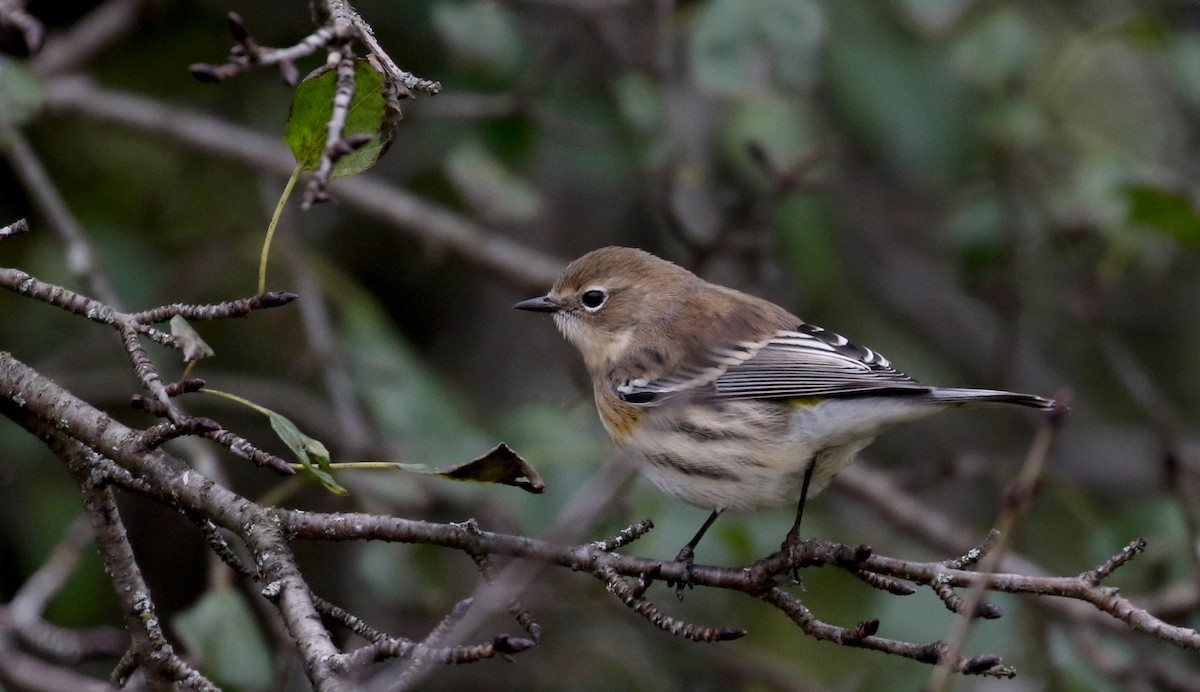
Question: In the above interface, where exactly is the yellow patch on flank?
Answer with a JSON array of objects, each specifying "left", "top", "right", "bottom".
[
  {"left": 597, "top": 399, "right": 644, "bottom": 441},
  {"left": 787, "top": 397, "right": 823, "bottom": 409}
]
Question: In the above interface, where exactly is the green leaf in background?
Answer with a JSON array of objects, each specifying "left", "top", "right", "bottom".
[
  {"left": 320, "top": 264, "right": 492, "bottom": 474},
  {"left": 1125, "top": 185, "right": 1200, "bottom": 246},
  {"left": 1088, "top": 497, "right": 1189, "bottom": 586},
  {"left": 689, "top": 0, "right": 824, "bottom": 96},
  {"left": 941, "top": 190, "right": 1008, "bottom": 273},
  {"left": 892, "top": 0, "right": 973, "bottom": 35},
  {"left": 173, "top": 588, "right": 272, "bottom": 692},
  {"left": 0, "top": 57, "right": 44, "bottom": 128},
  {"left": 284, "top": 59, "right": 395, "bottom": 178},
  {"left": 720, "top": 93, "right": 817, "bottom": 185},
  {"left": 1166, "top": 34, "right": 1200, "bottom": 111},
  {"left": 825, "top": 2, "right": 975, "bottom": 185},
  {"left": 614, "top": 72, "right": 663, "bottom": 134},
  {"left": 444, "top": 138, "right": 542, "bottom": 222},
  {"left": 1040, "top": 37, "right": 1183, "bottom": 165},
  {"left": 269, "top": 410, "right": 348, "bottom": 495},
  {"left": 431, "top": 0, "right": 523, "bottom": 78},
  {"left": 952, "top": 7, "right": 1036, "bottom": 93},
  {"left": 774, "top": 193, "right": 841, "bottom": 292}
]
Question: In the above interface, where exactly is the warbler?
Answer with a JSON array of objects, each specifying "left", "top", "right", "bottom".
[{"left": 515, "top": 246, "right": 1055, "bottom": 560}]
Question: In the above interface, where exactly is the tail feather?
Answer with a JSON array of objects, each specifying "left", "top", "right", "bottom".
[{"left": 930, "top": 387, "right": 1056, "bottom": 409}]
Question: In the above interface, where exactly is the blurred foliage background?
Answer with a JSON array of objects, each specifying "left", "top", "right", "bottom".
[{"left": 2, "top": 0, "right": 1200, "bottom": 689}]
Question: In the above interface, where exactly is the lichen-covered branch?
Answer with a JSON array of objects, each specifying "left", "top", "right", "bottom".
[{"left": 2, "top": 335, "right": 1197, "bottom": 686}]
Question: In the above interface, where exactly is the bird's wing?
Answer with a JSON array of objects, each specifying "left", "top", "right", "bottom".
[{"left": 615, "top": 324, "right": 929, "bottom": 405}]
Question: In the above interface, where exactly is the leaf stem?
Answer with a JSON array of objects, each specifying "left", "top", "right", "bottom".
[
  {"left": 259, "top": 164, "right": 303, "bottom": 295},
  {"left": 286, "top": 461, "right": 411, "bottom": 471},
  {"left": 201, "top": 388, "right": 273, "bottom": 417}
]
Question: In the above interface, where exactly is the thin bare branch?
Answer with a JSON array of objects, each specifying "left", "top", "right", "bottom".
[
  {"left": 0, "top": 0, "right": 44, "bottom": 52},
  {"left": 68, "top": 467, "right": 214, "bottom": 688},
  {"left": 303, "top": 47, "right": 359, "bottom": 207},
  {"left": 9, "top": 517, "right": 93, "bottom": 624},
  {"left": 600, "top": 567, "right": 745, "bottom": 642},
  {"left": 3, "top": 349, "right": 1198, "bottom": 688},
  {"left": 312, "top": 0, "right": 440, "bottom": 96},
  {"left": 32, "top": 0, "right": 149, "bottom": 76},
  {"left": 1, "top": 128, "right": 120, "bottom": 306},
  {"left": 189, "top": 12, "right": 330, "bottom": 85},
  {"left": 42, "top": 76, "right": 564, "bottom": 290},
  {"left": 927, "top": 400, "right": 1067, "bottom": 690},
  {"left": 0, "top": 218, "right": 29, "bottom": 240}
]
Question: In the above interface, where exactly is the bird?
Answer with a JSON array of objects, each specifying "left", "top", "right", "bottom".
[{"left": 514, "top": 246, "right": 1056, "bottom": 565}]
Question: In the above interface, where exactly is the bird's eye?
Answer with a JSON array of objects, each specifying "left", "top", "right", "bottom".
[{"left": 581, "top": 289, "right": 607, "bottom": 311}]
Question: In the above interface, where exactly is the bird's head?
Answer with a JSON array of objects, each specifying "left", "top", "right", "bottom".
[{"left": 514, "top": 246, "right": 696, "bottom": 370}]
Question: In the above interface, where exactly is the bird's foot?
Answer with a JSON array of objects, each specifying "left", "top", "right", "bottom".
[
  {"left": 779, "top": 535, "right": 806, "bottom": 587},
  {"left": 666, "top": 544, "right": 696, "bottom": 600}
]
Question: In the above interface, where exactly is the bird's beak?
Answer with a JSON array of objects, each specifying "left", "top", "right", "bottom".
[{"left": 513, "top": 295, "right": 561, "bottom": 313}]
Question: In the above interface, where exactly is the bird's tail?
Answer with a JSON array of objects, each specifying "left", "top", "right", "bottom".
[{"left": 929, "top": 387, "right": 1056, "bottom": 410}]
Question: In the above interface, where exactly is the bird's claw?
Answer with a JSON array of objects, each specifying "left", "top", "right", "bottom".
[
  {"left": 779, "top": 539, "right": 805, "bottom": 588},
  {"left": 667, "top": 545, "right": 697, "bottom": 600}
]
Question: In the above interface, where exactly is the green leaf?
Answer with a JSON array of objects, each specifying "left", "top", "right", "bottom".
[
  {"left": 173, "top": 588, "right": 273, "bottom": 691},
  {"left": 169, "top": 315, "right": 214, "bottom": 362},
  {"left": 0, "top": 57, "right": 44, "bottom": 127},
  {"left": 689, "top": 0, "right": 824, "bottom": 96},
  {"left": 268, "top": 411, "right": 348, "bottom": 495},
  {"left": 201, "top": 389, "right": 345, "bottom": 494},
  {"left": 1125, "top": 185, "right": 1200, "bottom": 245},
  {"left": 284, "top": 59, "right": 396, "bottom": 178}
]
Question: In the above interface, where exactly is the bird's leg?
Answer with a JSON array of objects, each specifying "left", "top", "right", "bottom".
[
  {"left": 777, "top": 461, "right": 816, "bottom": 586},
  {"left": 782, "top": 459, "right": 815, "bottom": 550},
  {"left": 669, "top": 508, "right": 723, "bottom": 599},
  {"left": 675, "top": 508, "right": 724, "bottom": 564}
]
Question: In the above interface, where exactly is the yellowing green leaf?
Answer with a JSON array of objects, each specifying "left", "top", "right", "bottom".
[{"left": 284, "top": 60, "right": 397, "bottom": 179}]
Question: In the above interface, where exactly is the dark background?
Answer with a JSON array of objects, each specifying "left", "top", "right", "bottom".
[{"left": 2, "top": 0, "right": 1199, "bottom": 689}]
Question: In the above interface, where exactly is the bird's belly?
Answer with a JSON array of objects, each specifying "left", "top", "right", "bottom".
[
  {"left": 618, "top": 400, "right": 815, "bottom": 511},
  {"left": 616, "top": 396, "right": 933, "bottom": 511}
]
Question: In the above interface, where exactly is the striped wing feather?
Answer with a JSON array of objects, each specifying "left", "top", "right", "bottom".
[{"left": 617, "top": 324, "right": 931, "bottom": 404}]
